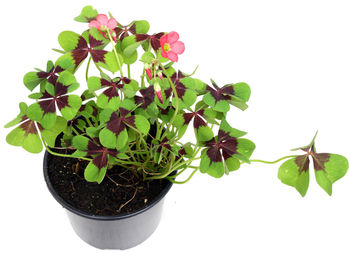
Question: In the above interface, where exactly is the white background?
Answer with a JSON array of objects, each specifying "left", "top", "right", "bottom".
[{"left": 1, "top": 0, "right": 349, "bottom": 252}]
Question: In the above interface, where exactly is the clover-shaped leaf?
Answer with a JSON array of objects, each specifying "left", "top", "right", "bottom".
[
  {"left": 57, "top": 30, "right": 122, "bottom": 72},
  {"left": 72, "top": 135, "right": 120, "bottom": 183},
  {"left": 164, "top": 70, "right": 197, "bottom": 109},
  {"left": 115, "top": 20, "right": 150, "bottom": 41},
  {"left": 27, "top": 71, "right": 82, "bottom": 129},
  {"left": 278, "top": 136, "right": 348, "bottom": 196},
  {"left": 200, "top": 119, "right": 255, "bottom": 178},
  {"left": 5, "top": 103, "right": 67, "bottom": 153},
  {"left": 23, "top": 59, "right": 72, "bottom": 91},
  {"left": 203, "top": 80, "right": 251, "bottom": 112},
  {"left": 99, "top": 107, "right": 150, "bottom": 150},
  {"left": 174, "top": 108, "right": 214, "bottom": 142},
  {"left": 88, "top": 76, "right": 133, "bottom": 109}
]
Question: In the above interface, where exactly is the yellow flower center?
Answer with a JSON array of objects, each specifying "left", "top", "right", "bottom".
[
  {"left": 100, "top": 25, "right": 108, "bottom": 32},
  {"left": 163, "top": 43, "right": 171, "bottom": 52}
]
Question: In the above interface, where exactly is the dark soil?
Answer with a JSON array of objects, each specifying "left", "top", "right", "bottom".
[{"left": 47, "top": 150, "right": 170, "bottom": 216}]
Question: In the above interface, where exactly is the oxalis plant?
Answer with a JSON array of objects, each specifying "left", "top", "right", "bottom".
[{"left": 4, "top": 5, "right": 349, "bottom": 197}]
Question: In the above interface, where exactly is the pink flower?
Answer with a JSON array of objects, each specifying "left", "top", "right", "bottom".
[
  {"left": 160, "top": 31, "right": 185, "bottom": 62},
  {"left": 89, "top": 14, "right": 117, "bottom": 41},
  {"left": 154, "top": 82, "right": 163, "bottom": 103}
]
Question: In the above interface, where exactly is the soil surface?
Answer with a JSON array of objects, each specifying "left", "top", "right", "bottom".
[{"left": 47, "top": 151, "right": 170, "bottom": 216}]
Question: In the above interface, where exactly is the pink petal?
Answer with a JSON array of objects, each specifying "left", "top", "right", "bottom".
[
  {"left": 160, "top": 34, "right": 168, "bottom": 46},
  {"left": 107, "top": 18, "right": 117, "bottom": 29},
  {"left": 167, "top": 51, "right": 178, "bottom": 62},
  {"left": 161, "top": 48, "right": 168, "bottom": 58},
  {"left": 146, "top": 68, "right": 152, "bottom": 80},
  {"left": 167, "top": 31, "right": 179, "bottom": 44},
  {"left": 89, "top": 20, "right": 100, "bottom": 29},
  {"left": 96, "top": 14, "right": 108, "bottom": 26},
  {"left": 170, "top": 41, "right": 185, "bottom": 54},
  {"left": 156, "top": 90, "right": 163, "bottom": 103}
]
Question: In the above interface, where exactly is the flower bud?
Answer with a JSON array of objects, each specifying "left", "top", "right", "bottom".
[{"left": 154, "top": 82, "right": 163, "bottom": 103}]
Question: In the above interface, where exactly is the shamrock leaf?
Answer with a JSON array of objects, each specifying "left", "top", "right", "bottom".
[
  {"left": 164, "top": 70, "right": 197, "bottom": 109},
  {"left": 72, "top": 135, "right": 119, "bottom": 183},
  {"left": 99, "top": 107, "right": 150, "bottom": 150},
  {"left": 27, "top": 71, "right": 82, "bottom": 129},
  {"left": 5, "top": 103, "right": 67, "bottom": 153},
  {"left": 88, "top": 76, "right": 132, "bottom": 109},
  {"left": 57, "top": 30, "right": 122, "bottom": 72},
  {"left": 200, "top": 119, "right": 255, "bottom": 178},
  {"left": 278, "top": 137, "right": 348, "bottom": 196},
  {"left": 203, "top": 80, "right": 251, "bottom": 112},
  {"left": 134, "top": 85, "right": 156, "bottom": 109},
  {"left": 23, "top": 59, "right": 72, "bottom": 91},
  {"left": 174, "top": 108, "right": 214, "bottom": 142},
  {"left": 115, "top": 20, "right": 150, "bottom": 40}
]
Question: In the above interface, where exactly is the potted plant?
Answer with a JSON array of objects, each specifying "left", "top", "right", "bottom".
[{"left": 4, "top": 5, "right": 349, "bottom": 250}]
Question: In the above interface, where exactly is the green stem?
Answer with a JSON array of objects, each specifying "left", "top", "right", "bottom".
[
  {"left": 52, "top": 48, "right": 66, "bottom": 54},
  {"left": 44, "top": 143, "right": 92, "bottom": 162},
  {"left": 85, "top": 57, "right": 92, "bottom": 82},
  {"left": 167, "top": 167, "right": 199, "bottom": 184},
  {"left": 250, "top": 155, "right": 298, "bottom": 164},
  {"left": 159, "top": 63, "right": 179, "bottom": 139},
  {"left": 127, "top": 64, "right": 131, "bottom": 79},
  {"left": 94, "top": 61, "right": 103, "bottom": 73},
  {"left": 107, "top": 30, "right": 124, "bottom": 78}
]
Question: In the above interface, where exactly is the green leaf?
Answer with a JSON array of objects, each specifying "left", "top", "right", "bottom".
[
  {"left": 41, "top": 117, "right": 67, "bottom": 147},
  {"left": 72, "top": 135, "right": 90, "bottom": 150},
  {"left": 84, "top": 162, "right": 106, "bottom": 183},
  {"left": 132, "top": 20, "right": 150, "bottom": 34},
  {"left": 233, "top": 82, "right": 251, "bottom": 102},
  {"left": 58, "top": 31, "right": 81, "bottom": 52},
  {"left": 278, "top": 158, "right": 310, "bottom": 197},
  {"left": 74, "top": 5, "right": 98, "bottom": 23},
  {"left": 60, "top": 95, "right": 82, "bottom": 120},
  {"left": 225, "top": 157, "right": 240, "bottom": 172},
  {"left": 96, "top": 51, "right": 123, "bottom": 73},
  {"left": 72, "top": 150, "right": 87, "bottom": 158},
  {"left": 236, "top": 138, "right": 255, "bottom": 160},
  {"left": 99, "top": 128, "right": 117, "bottom": 149},
  {"left": 5, "top": 102, "right": 27, "bottom": 128},
  {"left": 96, "top": 93, "right": 121, "bottom": 109},
  {"left": 323, "top": 154, "right": 349, "bottom": 183},
  {"left": 27, "top": 103, "right": 57, "bottom": 129},
  {"left": 140, "top": 52, "right": 155, "bottom": 64},
  {"left": 6, "top": 125, "right": 43, "bottom": 154},
  {"left": 121, "top": 35, "right": 140, "bottom": 57},
  {"left": 23, "top": 72, "right": 42, "bottom": 91},
  {"left": 134, "top": 115, "right": 150, "bottom": 135},
  {"left": 87, "top": 76, "right": 102, "bottom": 91},
  {"left": 315, "top": 170, "right": 333, "bottom": 196},
  {"left": 203, "top": 92, "right": 230, "bottom": 113},
  {"left": 86, "top": 127, "right": 99, "bottom": 138},
  {"left": 219, "top": 118, "right": 247, "bottom": 138},
  {"left": 196, "top": 125, "right": 214, "bottom": 142},
  {"left": 199, "top": 149, "right": 225, "bottom": 178}
]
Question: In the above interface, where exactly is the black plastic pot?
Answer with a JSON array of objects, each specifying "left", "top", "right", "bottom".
[{"left": 43, "top": 152, "right": 174, "bottom": 249}]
